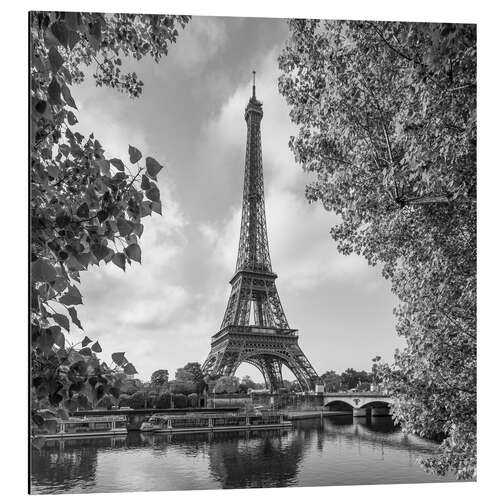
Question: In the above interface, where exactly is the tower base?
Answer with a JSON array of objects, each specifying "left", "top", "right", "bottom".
[{"left": 202, "top": 325, "right": 318, "bottom": 392}]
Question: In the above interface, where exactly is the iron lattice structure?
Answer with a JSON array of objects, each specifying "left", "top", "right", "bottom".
[{"left": 202, "top": 76, "right": 319, "bottom": 392}]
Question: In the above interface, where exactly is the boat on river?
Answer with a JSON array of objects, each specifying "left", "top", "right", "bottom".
[
  {"left": 34, "top": 415, "right": 128, "bottom": 439},
  {"left": 140, "top": 411, "right": 292, "bottom": 434}
]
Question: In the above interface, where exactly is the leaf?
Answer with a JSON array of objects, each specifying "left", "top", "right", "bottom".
[
  {"left": 128, "top": 145, "right": 142, "bottom": 164},
  {"left": 88, "top": 21, "right": 102, "bottom": 49},
  {"left": 32, "top": 260, "right": 57, "bottom": 283},
  {"left": 117, "top": 218, "right": 134, "bottom": 236},
  {"left": 76, "top": 202, "right": 89, "bottom": 219},
  {"left": 146, "top": 184, "right": 160, "bottom": 202},
  {"left": 110, "top": 158, "right": 125, "bottom": 171},
  {"left": 61, "top": 84, "right": 77, "bottom": 109},
  {"left": 145, "top": 157, "right": 164, "bottom": 180},
  {"left": 112, "top": 252, "right": 126, "bottom": 271},
  {"left": 79, "top": 347, "right": 92, "bottom": 356},
  {"left": 51, "top": 327, "right": 66, "bottom": 348},
  {"left": 125, "top": 243, "right": 141, "bottom": 263},
  {"left": 68, "top": 307, "right": 83, "bottom": 329},
  {"left": 67, "top": 30, "right": 80, "bottom": 50},
  {"left": 151, "top": 201, "right": 162, "bottom": 215},
  {"left": 141, "top": 175, "right": 151, "bottom": 190},
  {"left": 134, "top": 223, "right": 144, "bottom": 237},
  {"left": 48, "top": 46, "right": 64, "bottom": 73},
  {"left": 51, "top": 21, "right": 69, "bottom": 47},
  {"left": 47, "top": 78, "right": 62, "bottom": 105},
  {"left": 81, "top": 335, "right": 92, "bottom": 347},
  {"left": 123, "top": 362, "right": 138, "bottom": 375},
  {"left": 141, "top": 201, "right": 152, "bottom": 217},
  {"left": 59, "top": 286, "right": 83, "bottom": 306},
  {"left": 91, "top": 341, "right": 102, "bottom": 353},
  {"left": 95, "top": 159, "right": 110, "bottom": 176},
  {"left": 112, "top": 352, "right": 126, "bottom": 366},
  {"left": 53, "top": 313, "right": 70, "bottom": 332},
  {"left": 67, "top": 111, "right": 78, "bottom": 125}
]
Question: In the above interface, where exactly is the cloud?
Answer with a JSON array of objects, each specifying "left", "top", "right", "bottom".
[
  {"left": 167, "top": 16, "right": 228, "bottom": 73},
  {"left": 60, "top": 17, "right": 399, "bottom": 381}
]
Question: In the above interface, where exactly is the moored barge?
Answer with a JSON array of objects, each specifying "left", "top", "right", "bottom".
[
  {"left": 140, "top": 412, "right": 292, "bottom": 434},
  {"left": 34, "top": 415, "right": 128, "bottom": 439}
]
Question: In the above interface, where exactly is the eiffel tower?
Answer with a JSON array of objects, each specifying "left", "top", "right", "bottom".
[{"left": 202, "top": 73, "right": 319, "bottom": 392}]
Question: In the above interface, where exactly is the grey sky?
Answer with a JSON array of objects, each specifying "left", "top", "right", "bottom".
[{"left": 71, "top": 15, "right": 404, "bottom": 382}]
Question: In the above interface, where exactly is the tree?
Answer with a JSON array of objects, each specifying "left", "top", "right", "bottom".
[
  {"left": 371, "top": 356, "right": 382, "bottom": 386},
  {"left": 129, "top": 390, "right": 147, "bottom": 409},
  {"left": 118, "top": 394, "right": 131, "bottom": 408},
  {"left": 279, "top": 20, "right": 476, "bottom": 479},
  {"left": 187, "top": 393, "right": 199, "bottom": 408},
  {"left": 239, "top": 375, "right": 257, "bottom": 392},
  {"left": 340, "top": 369, "right": 371, "bottom": 390},
  {"left": 173, "top": 393, "right": 187, "bottom": 408},
  {"left": 214, "top": 376, "right": 240, "bottom": 394},
  {"left": 120, "top": 376, "right": 143, "bottom": 395},
  {"left": 320, "top": 371, "right": 342, "bottom": 392},
  {"left": 30, "top": 12, "right": 189, "bottom": 431},
  {"left": 97, "top": 394, "right": 115, "bottom": 410},
  {"left": 155, "top": 392, "right": 172, "bottom": 409},
  {"left": 169, "top": 379, "right": 197, "bottom": 395},
  {"left": 151, "top": 369, "right": 169, "bottom": 388},
  {"left": 174, "top": 362, "right": 206, "bottom": 394}
]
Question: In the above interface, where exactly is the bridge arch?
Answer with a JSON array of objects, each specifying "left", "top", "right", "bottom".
[
  {"left": 322, "top": 393, "right": 394, "bottom": 416},
  {"left": 324, "top": 399, "right": 354, "bottom": 411}
]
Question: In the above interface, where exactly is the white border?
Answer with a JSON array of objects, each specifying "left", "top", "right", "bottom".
[{"left": 2, "top": 1, "right": 497, "bottom": 499}]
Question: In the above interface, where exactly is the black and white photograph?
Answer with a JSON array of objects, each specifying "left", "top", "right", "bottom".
[{"left": 26, "top": 3, "right": 482, "bottom": 496}]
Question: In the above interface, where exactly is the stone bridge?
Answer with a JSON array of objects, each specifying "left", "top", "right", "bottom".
[{"left": 321, "top": 392, "right": 394, "bottom": 417}]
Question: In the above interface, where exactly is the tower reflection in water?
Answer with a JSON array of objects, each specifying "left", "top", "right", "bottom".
[{"left": 31, "top": 416, "right": 450, "bottom": 494}]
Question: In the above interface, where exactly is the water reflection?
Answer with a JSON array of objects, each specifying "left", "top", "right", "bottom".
[{"left": 31, "top": 416, "right": 454, "bottom": 494}]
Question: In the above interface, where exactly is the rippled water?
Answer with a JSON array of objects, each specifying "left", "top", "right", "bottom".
[{"left": 30, "top": 415, "right": 454, "bottom": 494}]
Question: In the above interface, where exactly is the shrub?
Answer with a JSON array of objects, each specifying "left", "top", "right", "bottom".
[
  {"left": 119, "top": 394, "right": 131, "bottom": 407},
  {"left": 187, "top": 393, "right": 199, "bottom": 408},
  {"left": 129, "top": 391, "right": 147, "bottom": 409},
  {"left": 173, "top": 393, "right": 187, "bottom": 408},
  {"left": 97, "top": 394, "right": 115, "bottom": 410},
  {"left": 156, "top": 392, "right": 172, "bottom": 409}
]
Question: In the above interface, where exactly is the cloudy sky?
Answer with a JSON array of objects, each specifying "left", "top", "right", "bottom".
[{"left": 70, "top": 15, "right": 404, "bottom": 382}]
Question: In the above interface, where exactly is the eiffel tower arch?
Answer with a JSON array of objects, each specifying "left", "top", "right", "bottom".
[{"left": 202, "top": 73, "right": 319, "bottom": 392}]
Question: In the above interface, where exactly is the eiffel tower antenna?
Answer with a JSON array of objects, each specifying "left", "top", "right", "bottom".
[{"left": 202, "top": 77, "right": 319, "bottom": 392}]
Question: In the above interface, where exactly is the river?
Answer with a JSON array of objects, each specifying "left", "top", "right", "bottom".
[{"left": 30, "top": 415, "right": 455, "bottom": 494}]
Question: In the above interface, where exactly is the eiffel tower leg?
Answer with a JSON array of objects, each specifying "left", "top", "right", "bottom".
[
  {"left": 258, "top": 356, "right": 283, "bottom": 393},
  {"left": 246, "top": 358, "right": 269, "bottom": 388}
]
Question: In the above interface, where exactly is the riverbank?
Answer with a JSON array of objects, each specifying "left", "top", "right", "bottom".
[{"left": 284, "top": 410, "right": 351, "bottom": 420}]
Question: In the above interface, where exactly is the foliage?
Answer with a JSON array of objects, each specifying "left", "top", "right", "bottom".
[
  {"left": 30, "top": 11, "right": 189, "bottom": 431},
  {"left": 169, "top": 379, "right": 197, "bottom": 395},
  {"left": 120, "top": 376, "right": 143, "bottom": 395},
  {"left": 151, "top": 369, "right": 169, "bottom": 387},
  {"left": 340, "top": 368, "right": 371, "bottom": 390},
  {"left": 146, "top": 391, "right": 157, "bottom": 408},
  {"left": 239, "top": 375, "right": 258, "bottom": 391},
  {"left": 175, "top": 362, "right": 206, "bottom": 393},
  {"left": 320, "top": 371, "right": 342, "bottom": 392},
  {"left": 118, "top": 394, "right": 131, "bottom": 407},
  {"left": 97, "top": 394, "right": 115, "bottom": 410},
  {"left": 214, "top": 376, "right": 240, "bottom": 394},
  {"left": 173, "top": 393, "right": 187, "bottom": 408},
  {"left": 187, "top": 393, "right": 199, "bottom": 408},
  {"left": 129, "top": 390, "right": 147, "bottom": 409},
  {"left": 156, "top": 392, "right": 172, "bottom": 409},
  {"left": 279, "top": 20, "right": 476, "bottom": 479}
]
